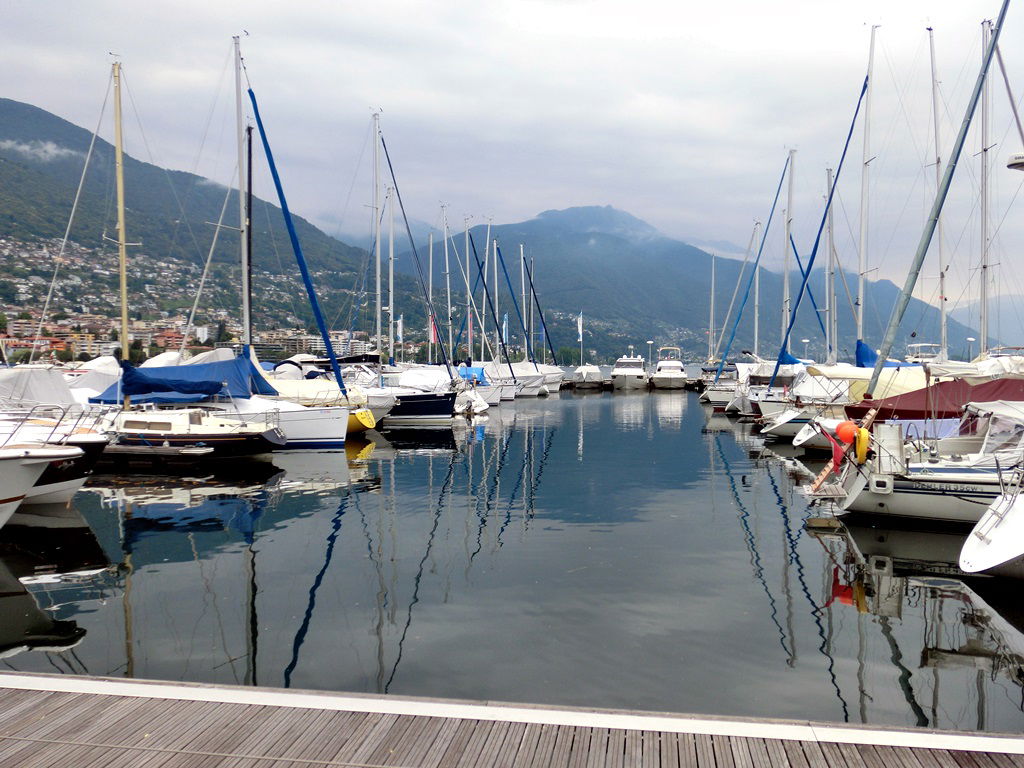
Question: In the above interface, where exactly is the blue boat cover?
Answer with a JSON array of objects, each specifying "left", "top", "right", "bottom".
[
  {"left": 457, "top": 366, "right": 490, "bottom": 385},
  {"left": 778, "top": 350, "right": 802, "bottom": 365},
  {"left": 855, "top": 339, "right": 915, "bottom": 369},
  {"left": 90, "top": 356, "right": 279, "bottom": 404}
]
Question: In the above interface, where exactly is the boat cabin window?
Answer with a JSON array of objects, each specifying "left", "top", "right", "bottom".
[
  {"left": 189, "top": 411, "right": 203, "bottom": 425},
  {"left": 981, "top": 415, "right": 1024, "bottom": 455},
  {"left": 122, "top": 420, "right": 173, "bottom": 431},
  {"left": 617, "top": 360, "right": 643, "bottom": 369}
]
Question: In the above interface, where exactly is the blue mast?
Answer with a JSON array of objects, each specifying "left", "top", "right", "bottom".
[{"left": 247, "top": 88, "right": 347, "bottom": 396}]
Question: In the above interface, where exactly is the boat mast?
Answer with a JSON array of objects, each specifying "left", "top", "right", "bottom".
[
  {"left": 493, "top": 237, "right": 499, "bottom": 357},
  {"left": 826, "top": 167, "right": 837, "bottom": 363},
  {"left": 709, "top": 253, "right": 716, "bottom": 361},
  {"left": 427, "top": 231, "right": 433, "bottom": 364},
  {"left": 867, "top": 0, "right": 1008, "bottom": 394},
  {"left": 781, "top": 148, "right": 795, "bottom": 348},
  {"left": 928, "top": 27, "right": 948, "bottom": 361},
  {"left": 234, "top": 37, "right": 251, "bottom": 351},
  {"left": 373, "top": 112, "right": 382, "bottom": 360},
  {"left": 443, "top": 205, "right": 453, "bottom": 356},
  {"left": 113, "top": 61, "right": 130, "bottom": 375},
  {"left": 753, "top": 237, "right": 760, "bottom": 358},
  {"left": 857, "top": 25, "right": 878, "bottom": 342},
  {"left": 980, "top": 19, "right": 992, "bottom": 356},
  {"left": 387, "top": 186, "right": 395, "bottom": 364},
  {"left": 520, "top": 244, "right": 527, "bottom": 361},
  {"left": 464, "top": 217, "right": 471, "bottom": 361}
]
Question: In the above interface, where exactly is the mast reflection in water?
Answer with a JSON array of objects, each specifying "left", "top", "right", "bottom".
[{"left": 1, "top": 391, "right": 1023, "bottom": 734}]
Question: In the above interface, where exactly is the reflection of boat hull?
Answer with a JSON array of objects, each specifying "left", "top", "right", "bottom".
[
  {"left": 109, "top": 428, "right": 286, "bottom": 459},
  {"left": 379, "top": 427, "right": 457, "bottom": 451},
  {"left": 843, "top": 514, "right": 1024, "bottom": 580}
]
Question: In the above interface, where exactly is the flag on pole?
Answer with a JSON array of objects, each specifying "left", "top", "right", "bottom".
[
  {"left": 396, "top": 315, "right": 403, "bottom": 343},
  {"left": 430, "top": 317, "right": 438, "bottom": 344},
  {"left": 502, "top": 313, "right": 508, "bottom": 344},
  {"left": 577, "top": 312, "right": 583, "bottom": 342}
]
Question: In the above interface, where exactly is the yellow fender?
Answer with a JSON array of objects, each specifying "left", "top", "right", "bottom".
[
  {"left": 347, "top": 407, "right": 376, "bottom": 433},
  {"left": 855, "top": 427, "right": 870, "bottom": 464}
]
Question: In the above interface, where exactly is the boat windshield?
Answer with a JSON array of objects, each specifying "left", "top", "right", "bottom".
[
  {"left": 981, "top": 415, "right": 1024, "bottom": 455},
  {"left": 615, "top": 360, "right": 644, "bottom": 369}
]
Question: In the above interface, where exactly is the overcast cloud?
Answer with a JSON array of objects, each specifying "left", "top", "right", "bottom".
[{"left": 2, "top": 1, "right": 1023, "bottom": 310}]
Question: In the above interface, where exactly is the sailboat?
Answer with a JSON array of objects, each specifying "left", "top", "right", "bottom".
[{"left": 98, "top": 59, "right": 286, "bottom": 464}]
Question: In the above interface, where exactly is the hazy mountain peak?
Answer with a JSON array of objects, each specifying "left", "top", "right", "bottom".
[{"left": 533, "top": 205, "right": 662, "bottom": 241}]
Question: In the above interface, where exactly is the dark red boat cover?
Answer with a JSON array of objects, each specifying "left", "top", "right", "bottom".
[{"left": 845, "top": 378, "right": 1024, "bottom": 420}]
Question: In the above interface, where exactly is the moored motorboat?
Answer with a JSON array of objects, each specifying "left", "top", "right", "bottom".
[{"left": 610, "top": 350, "right": 648, "bottom": 390}]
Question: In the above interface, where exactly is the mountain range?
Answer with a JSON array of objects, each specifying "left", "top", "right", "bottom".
[{"left": 0, "top": 96, "right": 984, "bottom": 362}]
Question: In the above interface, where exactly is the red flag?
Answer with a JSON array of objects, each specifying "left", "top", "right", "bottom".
[
  {"left": 430, "top": 318, "right": 438, "bottom": 344},
  {"left": 822, "top": 430, "right": 846, "bottom": 475}
]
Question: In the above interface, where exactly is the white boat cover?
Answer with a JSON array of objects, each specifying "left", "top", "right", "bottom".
[
  {"left": 928, "top": 355, "right": 1024, "bottom": 384},
  {"left": 804, "top": 363, "right": 928, "bottom": 400},
  {"left": 0, "top": 367, "right": 77, "bottom": 406}
]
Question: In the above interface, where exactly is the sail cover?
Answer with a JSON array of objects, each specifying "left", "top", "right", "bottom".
[
  {"left": 90, "top": 356, "right": 278, "bottom": 404},
  {"left": 845, "top": 377, "right": 1024, "bottom": 421}
]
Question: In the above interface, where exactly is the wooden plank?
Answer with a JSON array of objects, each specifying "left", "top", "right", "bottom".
[
  {"left": 856, "top": 744, "right": 893, "bottom": 768},
  {"left": 0, "top": 689, "right": 68, "bottom": 731},
  {"left": 584, "top": 728, "right": 610, "bottom": 768},
  {"left": 641, "top": 730, "right": 659, "bottom": 768},
  {"left": 528, "top": 723, "right": 561, "bottom": 768},
  {"left": 549, "top": 725, "right": 577, "bottom": 768},
  {"left": 413, "top": 717, "right": 464, "bottom": 768},
  {"left": 658, "top": 727, "right": 679, "bottom": 768},
  {"left": 983, "top": 752, "right": 1024, "bottom": 768},
  {"left": 799, "top": 739, "right": 830, "bottom": 768},
  {"left": 714, "top": 734, "right": 738, "bottom": 768},
  {"left": 508, "top": 721, "right": 544, "bottom": 768},
  {"left": 452, "top": 719, "right": 496, "bottom": 768},
  {"left": 909, "top": 748, "right": 950, "bottom": 768},
  {"left": 763, "top": 735, "right": 792, "bottom": 768},
  {"left": 827, "top": 741, "right": 870, "bottom": 768},
  {"left": 287, "top": 710, "right": 368, "bottom": 763},
  {"left": 694, "top": 733, "right": 716, "bottom": 768},
  {"left": 469, "top": 720, "right": 514, "bottom": 768},
  {"left": 365, "top": 712, "right": 419, "bottom": 766},
  {"left": 605, "top": 728, "right": 628, "bottom": 768},
  {"left": 438, "top": 718, "right": 483, "bottom": 768},
  {"left": 0, "top": 691, "right": 93, "bottom": 738},
  {"left": 949, "top": 751, "right": 986, "bottom": 768},
  {"left": 335, "top": 712, "right": 401, "bottom": 765},
  {"left": 387, "top": 715, "right": 449, "bottom": 767},
  {"left": 730, "top": 736, "right": 757, "bottom": 768},
  {"left": 492, "top": 721, "right": 528, "bottom": 768},
  {"left": 625, "top": 729, "right": 642, "bottom": 768},
  {"left": 676, "top": 733, "right": 698, "bottom": 768},
  {"left": 255, "top": 708, "right": 343, "bottom": 760}
]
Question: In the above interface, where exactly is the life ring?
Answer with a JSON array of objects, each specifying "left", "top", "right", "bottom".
[{"left": 855, "top": 427, "right": 870, "bottom": 464}]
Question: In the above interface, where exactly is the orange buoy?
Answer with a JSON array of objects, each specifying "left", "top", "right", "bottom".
[{"left": 835, "top": 420, "right": 858, "bottom": 444}]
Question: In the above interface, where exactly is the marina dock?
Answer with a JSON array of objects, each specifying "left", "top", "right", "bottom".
[{"left": 0, "top": 673, "right": 1022, "bottom": 766}]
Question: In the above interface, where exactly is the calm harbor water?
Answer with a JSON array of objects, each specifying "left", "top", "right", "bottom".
[{"left": 3, "top": 390, "right": 1024, "bottom": 734}]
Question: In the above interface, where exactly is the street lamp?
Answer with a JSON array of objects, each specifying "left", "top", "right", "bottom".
[
  {"left": 801, "top": 338, "right": 810, "bottom": 359},
  {"left": 647, "top": 340, "right": 654, "bottom": 373},
  {"left": 966, "top": 336, "right": 976, "bottom": 361}
]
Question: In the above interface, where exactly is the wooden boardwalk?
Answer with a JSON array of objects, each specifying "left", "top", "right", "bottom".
[{"left": 1, "top": 673, "right": 1023, "bottom": 767}]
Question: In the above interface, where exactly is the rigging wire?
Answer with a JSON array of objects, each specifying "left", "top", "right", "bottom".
[{"left": 31, "top": 70, "right": 113, "bottom": 362}]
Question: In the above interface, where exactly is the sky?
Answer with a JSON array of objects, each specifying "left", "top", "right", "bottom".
[{"left": 2, "top": 1, "right": 1023, "bottom": 316}]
